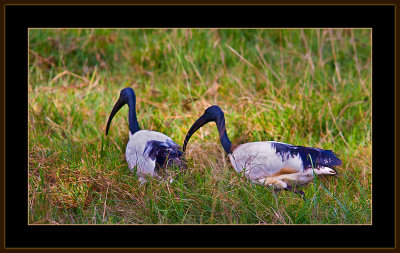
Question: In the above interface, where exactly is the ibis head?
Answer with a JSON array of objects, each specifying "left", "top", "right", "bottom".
[
  {"left": 183, "top": 105, "right": 232, "bottom": 154},
  {"left": 106, "top": 87, "right": 140, "bottom": 136}
]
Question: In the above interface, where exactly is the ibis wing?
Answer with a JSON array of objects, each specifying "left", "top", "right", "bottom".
[
  {"left": 143, "top": 139, "right": 185, "bottom": 170},
  {"left": 270, "top": 142, "right": 342, "bottom": 169},
  {"left": 295, "top": 146, "right": 342, "bottom": 169}
]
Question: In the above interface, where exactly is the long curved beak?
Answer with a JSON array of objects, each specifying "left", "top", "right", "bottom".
[
  {"left": 183, "top": 114, "right": 211, "bottom": 152},
  {"left": 105, "top": 98, "right": 126, "bottom": 135}
]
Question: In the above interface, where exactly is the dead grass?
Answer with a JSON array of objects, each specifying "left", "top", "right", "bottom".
[{"left": 28, "top": 28, "right": 371, "bottom": 224}]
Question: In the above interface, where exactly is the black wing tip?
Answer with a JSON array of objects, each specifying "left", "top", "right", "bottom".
[
  {"left": 273, "top": 144, "right": 343, "bottom": 169},
  {"left": 143, "top": 140, "right": 184, "bottom": 161},
  {"left": 144, "top": 140, "right": 187, "bottom": 171},
  {"left": 317, "top": 150, "right": 342, "bottom": 168},
  {"left": 332, "top": 158, "right": 343, "bottom": 166},
  {"left": 324, "top": 150, "right": 343, "bottom": 165}
]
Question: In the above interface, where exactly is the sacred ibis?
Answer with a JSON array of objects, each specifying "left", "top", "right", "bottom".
[
  {"left": 183, "top": 105, "right": 341, "bottom": 194},
  {"left": 105, "top": 87, "right": 186, "bottom": 183}
]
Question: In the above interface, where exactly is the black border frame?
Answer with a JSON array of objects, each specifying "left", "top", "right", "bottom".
[{"left": 3, "top": 4, "right": 396, "bottom": 249}]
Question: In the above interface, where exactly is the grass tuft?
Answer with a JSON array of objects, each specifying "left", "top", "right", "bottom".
[{"left": 29, "top": 28, "right": 371, "bottom": 224}]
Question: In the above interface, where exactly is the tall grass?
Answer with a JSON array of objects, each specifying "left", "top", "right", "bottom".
[{"left": 28, "top": 29, "right": 371, "bottom": 224}]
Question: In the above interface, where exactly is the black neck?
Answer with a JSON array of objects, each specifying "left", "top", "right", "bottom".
[
  {"left": 215, "top": 115, "right": 232, "bottom": 154},
  {"left": 127, "top": 99, "right": 140, "bottom": 135}
]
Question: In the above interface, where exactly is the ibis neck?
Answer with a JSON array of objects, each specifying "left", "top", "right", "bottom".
[
  {"left": 215, "top": 116, "right": 232, "bottom": 154},
  {"left": 128, "top": 100, "right": 140, "bottom": 135}
]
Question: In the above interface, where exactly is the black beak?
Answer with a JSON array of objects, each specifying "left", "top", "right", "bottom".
[
  {"left": 183, "top": 114, "right": 211, "bottom": 152},
  {"left": 105, "top": 97, "right": 126, "bottom": 135}
]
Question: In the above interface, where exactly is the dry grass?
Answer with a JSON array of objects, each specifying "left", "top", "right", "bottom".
[{"left": 29, "top": 28, "right": 371, "bottom": 224}]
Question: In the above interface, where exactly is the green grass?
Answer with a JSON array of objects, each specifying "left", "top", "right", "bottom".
[{"left": 28, "top": 28, "right": 371, "bottom": 224}]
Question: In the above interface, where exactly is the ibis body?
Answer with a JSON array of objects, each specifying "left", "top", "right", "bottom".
[
  {"left": 106, "top": 87, "right": 185, "bottom": 183},
  {"left": 183, "top": 105, "right": 341, "bottom": 190}
]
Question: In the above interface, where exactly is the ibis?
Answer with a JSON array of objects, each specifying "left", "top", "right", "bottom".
[
  {"left": 183, "top": 105, "right": 341, "bottom": 194},
  {"left": 106, "top": 87, "right": 186, "bottom": 183}
]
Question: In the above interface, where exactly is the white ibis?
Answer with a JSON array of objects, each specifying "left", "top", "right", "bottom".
[
  {"left": 183, "top": 105, "right": 341, "bottom": 195},
  {"left": 106, "top": 87, "right": 186, "bottom": 183}
]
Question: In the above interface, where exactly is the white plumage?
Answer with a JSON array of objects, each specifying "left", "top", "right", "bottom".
[
  {"left": 126, "top": 130, "right": 178, "bottom": 182},
  {"left": 183, "top": 105, "right": 341, "bottom": 194},
  {"left": 106, "top": 88, "right": 185, "bottom": 183},
  {"left": 228, "top": 141, "right": 336, "bottom": 189},
  {"left": 228, "top": 141, "right": 303, "bottom": 181}
]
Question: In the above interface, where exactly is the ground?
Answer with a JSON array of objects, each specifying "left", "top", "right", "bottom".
[{"left": 28, "top": 29, "right": 371, "bottom": 224}]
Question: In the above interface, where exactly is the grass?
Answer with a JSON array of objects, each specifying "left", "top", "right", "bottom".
[{"left": 28, "top": 28, "right": 371, "bottom": 224}]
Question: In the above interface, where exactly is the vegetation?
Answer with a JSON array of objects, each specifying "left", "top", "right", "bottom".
[{"left": 28, "top": 29, "right": 371, "bottom": 224}]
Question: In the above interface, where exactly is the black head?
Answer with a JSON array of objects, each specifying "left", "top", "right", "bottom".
[
  {"left": 182, "top": 105, "right": 226, "bottom": 152},
  {"left": 119, "top": 87, "right": 136, "bottom": 104},
  {"left": 204, "top": 105, "right": 224, "bottom": 119},
  {"left": 105, "top": 87, "right": 138, "bottom": 135}
]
